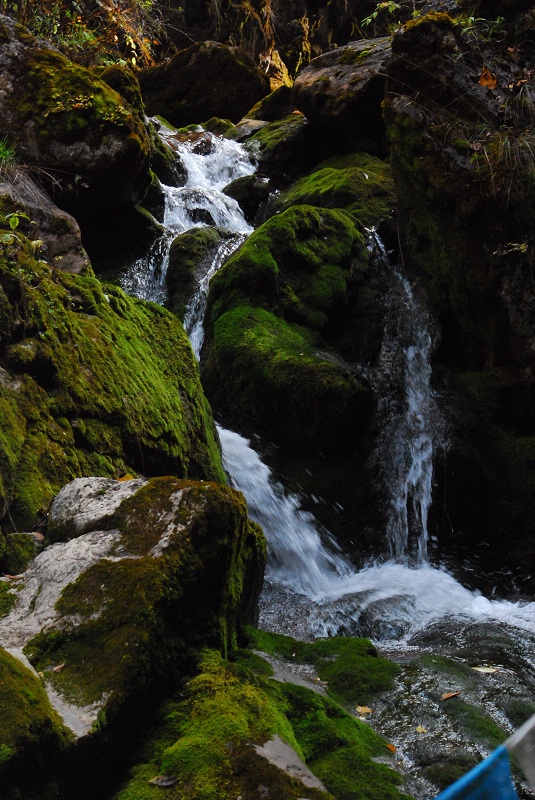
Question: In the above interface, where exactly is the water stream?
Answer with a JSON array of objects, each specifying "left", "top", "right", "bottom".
[{"left": 126, "top": 128, "right": 535, "bottom": 657}]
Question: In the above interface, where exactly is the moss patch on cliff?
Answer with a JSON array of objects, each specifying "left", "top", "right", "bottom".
[{"left": 0, "top": 216, "right": 224, "bottom": 529}]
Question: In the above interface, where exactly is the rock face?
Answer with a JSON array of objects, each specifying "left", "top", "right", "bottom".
[
  {"left": 0, "top": 16, "right": 151, "bottom": 217},
  {"left": 0, "top": 475, "right": 265, "bottom": 797},
  {"left": 0, "top": 175, "right": 90, "bottom": 274},
  {"left": 381, "top": 10, "right": 535, "bottom": 579},
  {"left": 138, "top": 41, "right": 271, "bottom": 128},
  {"left": 0, "top": 213, "right": 224, "bottom": 531},
  {"left": 292, "top": 37, "right": 392, "bottom": 147}
]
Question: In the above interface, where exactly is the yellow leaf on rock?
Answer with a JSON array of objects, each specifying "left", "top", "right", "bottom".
[
  {"left": 386, "top": 744, "right": 396, "bottom": 753},
  {"left": 472, "top": 666, "right": 499, "bottom": 673},
  {"left": 416, "top": 725, "right": 428, "bottom": 733},
  {"left": 479, "top": 66, "right": 497, "bottom": 89},
  {"left": 356, "top": 706, "right": 373, "bottom": 714},
  {"left": 442, "top": 691, "right": 462, "bottom": 700},
  {"left": 118, "top": 473, "right": 136, "bottom": 481}
]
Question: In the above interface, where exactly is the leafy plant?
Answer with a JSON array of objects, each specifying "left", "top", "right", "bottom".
[{"left": 361, "top": 1, "right": 401, "bottom": 29}]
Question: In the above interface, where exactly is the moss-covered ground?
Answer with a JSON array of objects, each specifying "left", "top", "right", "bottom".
[{"left": 111, "top": 641, "right": 409, "bottom": 800}]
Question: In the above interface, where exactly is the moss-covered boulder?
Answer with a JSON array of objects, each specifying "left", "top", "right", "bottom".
[
  {"left": 0, "top": 476, "right": 265, "bottom": 739},
  {"left": 0, "top": 476, "right": 264, "bottom": 795},
  {"left": 246, "top": 84, "right": 294, "bottom": 121},
  {"left": 166, "top": 227, "right": 222, "bottom": 319},
  {"left": 291, "top": 37, "right": 392, "bottom": 146},
  {"left": 271, "top": 152, "right": 395, "bottom": 227},
  {"left": 202, "top": 205, "right": 376, "bottom": 454},
  {"left": 0, "top": 646, "right": 72, "bottom": 798},
  {"left": 0, "top": 16, "right": 151, "bottom": 216},
  {"left": 138, "top": 41, "right": 270, "bottom": 129},
  {"left": 0, "top": 211, "right": 223, "bottom": 531}
]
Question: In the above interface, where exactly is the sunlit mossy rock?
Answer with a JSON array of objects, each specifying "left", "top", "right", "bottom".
[
  {"left": 0, "top": 15, "right": 151, "bottom": 215},
  {"left": 0, "top": 476, "right": 264, "bottom": 795},
  {"left": 0, "top": 646, "right": 72, "bottom": 798},
  {"left": 202, "top": 205, "right": 381, "bottom": 454},
  {"left": 291, "top": 37, "right": 392, "bottom": 147},
  {"left": 138, "top": 41, "right": 270, "bottom": 129},
  {"left": 271, "top": 152, "right": 395, "bottom": 228},
  {"left": 166, "top": 226, "right": 223, "bottom": 320},
  {"left": 0, "top": 216, "right": 224, "bottom": 531},
  {"left": 383, "top": 11, "right": 535, "bottom": 580}
]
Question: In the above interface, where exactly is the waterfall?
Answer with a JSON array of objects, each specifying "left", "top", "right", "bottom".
[
  {"left": 120, "top": 128, "right": 254, "bottom": 307},
  {"left": 121, "top": 129, "right": 535, "bottom": 651},
  {"left": 369, "top": 231, "right": 439, "bottom": 563}
]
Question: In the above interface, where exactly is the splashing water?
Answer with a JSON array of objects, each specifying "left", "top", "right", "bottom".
[{"left": 121, "top": 129, "right": 254, "bottom": 306}]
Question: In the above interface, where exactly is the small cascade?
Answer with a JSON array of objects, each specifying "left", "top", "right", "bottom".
[
  {"left": 369, "top": 231, "right": 439, "bottom": 563},
  {"left": 121, "top": 128, "right": 254, "bottom": 306}
]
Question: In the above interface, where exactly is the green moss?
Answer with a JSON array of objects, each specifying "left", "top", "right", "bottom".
[
  {"left": 112, "top": 647, "right": 407, "bottom": 800},
  {"left": 0, "top": 646, "right": 71, "bottom": 770},
  {"left": 0, "top": 581, "right": 17, "bottom": 617},
  {"left": 166, "top": 227, "right": 220, "bottom": 319},
  {"left": 0, "top": 533, "right": 38, "bottom": 575},
  {"left": 422, "top": 755, "right": 479, "bottom": 791},
  {"left": 24, "top": 478, "right": 265, "bottom": 714},
  {"left": 247, "top": 630, "right": 399, "bottom": 707},
  {"left": 272, "top": 153, "right": 395, "bottom": 227},
  {"left": 0, "top": 221, "right": 224, "bottom": 528},
  {"left": 202, "top": 206, "right": 373, "bottom": 453}
]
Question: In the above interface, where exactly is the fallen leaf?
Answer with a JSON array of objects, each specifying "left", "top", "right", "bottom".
[
  {"left": 472, "top": 666, "right": 499, "bottom": 673},
  {"left": 479, "top": 66, "right": 497, "bottom": 90},
  {"left": 53, "top": 663, "right": 65, "bottom": 673},
  {"left": 416, "top": 725, "right": 428, "bottom": 733},
  {"left": 442, "top": 691, "right": 462, "bottom": 700},
  {"left": 356, "top": 706, "right": 373, "bottom": 714},
  {"left": 30, "top": 532, "right": 45, "bottom": 541},
  {"left": 4, "top": 574, "right": 22, "bottom": 580},
  {"left": 118, "top": 473, "right": 136, "bottom": 481},
  {"left": 386, "top": 744, "right": 396, "bottom": 753},
  {"left": 149, "top": 775, "right": 177, "bottom": 787}
]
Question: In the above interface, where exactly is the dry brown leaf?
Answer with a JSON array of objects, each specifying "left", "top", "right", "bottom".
[
  {"left": 53, "top": 663, "right": 65, "bottom": 673},
  {"left": 118, "top": 473, "right": 136, "bottom": 481},
  {"left": 442, "top": 691, "right": 462, "bottom": 700},
  {"left": 31, "top": 532, "right": 45, "bottom": 541},
  {"left": 479, "top": 66, "right": 497, "bottom": 89},
  {"left": 386, "top": 744, "right": 396, "bottom": 753},
  {"left": 356, "top": 706, "right": 373, "bottom": 714}
]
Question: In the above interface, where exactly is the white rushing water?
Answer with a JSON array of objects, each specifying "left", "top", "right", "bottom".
[
  {"left": 220, "top": 424, "right": 535, "bottom": 646},
  {"left": 121, "top": 126, "right": 254, "bottom": 306}
]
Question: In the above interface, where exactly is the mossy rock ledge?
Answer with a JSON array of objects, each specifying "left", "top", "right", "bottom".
[
  {"left": 0, "top": 16, "right": 151, "bottom": 217},
  {"left": 0, "top": 474, "right": 265, "bottom": 796},
  {"left": 201, "top": 204, "right": 382, "bottom": 455},
  {"left": 0, "top": 213, "right": 224, "bottom": 533}
]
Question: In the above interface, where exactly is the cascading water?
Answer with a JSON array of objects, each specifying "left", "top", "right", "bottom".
[
  {"left": 120, "top": 124, "right": 254, "bottom": 307},
  {"left": 123, "top": 129, "right": 535, "bottom": 653},
  {"left": 369, "top": 230, "right": 439, "bottom": 563}
]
